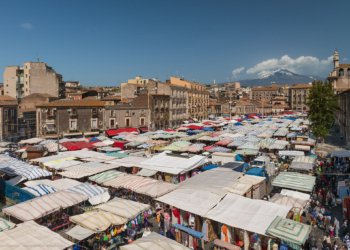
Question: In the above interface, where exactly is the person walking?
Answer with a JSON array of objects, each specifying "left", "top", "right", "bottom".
[
  {"left": 310, "top": 235, "right": 316, "bottom": 249},
  {"left": 316, "top": 239, "right": 323, "bottom": 250},
  {"left": 334, "top": 217, "right": 340, "bottom": 238},
  {"left": 341, "top": 221, "right": 348, "bottom": 239}
]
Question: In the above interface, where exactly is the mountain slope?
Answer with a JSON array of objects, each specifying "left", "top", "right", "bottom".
[{"left": 222, "top": 69, "right": 324, "bottom": 86}]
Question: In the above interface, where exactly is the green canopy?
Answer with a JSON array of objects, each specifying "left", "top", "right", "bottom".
[
  {"left": 234, "top": 149, "right": 258, "bottom": 155},
  {"left": 89, "top": 170, "right": 125, "bottom": 184},
  {"left": 266, "top": 216, "right": 311, "bottom": 250},
  {"left": 272, "top": 172, "right": 315, "bottom": 192},
  {"left": 108, "top": 152, "right": 130, "bottom": 158}
]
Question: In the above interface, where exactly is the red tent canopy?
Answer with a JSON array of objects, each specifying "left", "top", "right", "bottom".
[
  {"left": 60, "top": 142, "right": 76, "bottom": 148},
  {"left": 67, "top": 145, "right": 84, "bottom": 151},
  {"left": 235, "top": 119, "right": 243, "bottom": 122},
  {"left": 164, "top": 129, "right": 176, "bottom": 132},
  {"left": 187, "top": 125, "right": 205, "bottom": 130},
  {"left": 203, "top": 146, "right": 215, "bottom": 151},
  {"left": 106, "top": 128, "right": 139, "bottom": 136}
]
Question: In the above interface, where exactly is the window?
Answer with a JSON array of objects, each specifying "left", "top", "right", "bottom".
[
  {"left": 4, "top": 110, "right": 8, "bottom": 120},
  {"left": 26, "top": 81, "right": 28, "bottom": 85},
  {"left": 155, "top": 100, "right": 158, "bottom": 105},
  {"left": 111, "top": 110, "right": 115, "bottom": 116},
  {"left": 339, "top": 69, "right": 344, "bottom": 76},
  {"left": 141, "top": 118, "right": 145, "bottom": 126},
  {"left": 11, "top": 110, "right": 14, "bottom": 118},
  {"left": 126, "top": 118, "right": 130, "bottom": 127},
  {"left": 92, "top": 108, "right": 97, "bottom": 116},
  {"left": 26, "top": 65, "right": 27, "bottom": 69},
  {"left": 348, "top": 69, "right": 350, "bottom": 76},
  {"left": 92, "top": 120, "right": 97, "bottom": 128},
  {"left": 126, "top": 110, "right": 130, "bottom": 116},
  {"left": 110, "top": 119, "right": 115, "bottom": 128},
  {"left": 26, "top": 89, "right": 28, "bottom": 92},
  {"left": 26, "top": 74, "right": 27, "bottom": 78},
  {"left": 141, "top": 110, "right": 144, "bottom": 116},
  {"left": 70, "top": 120, "right": 76, "bottom": 129}
]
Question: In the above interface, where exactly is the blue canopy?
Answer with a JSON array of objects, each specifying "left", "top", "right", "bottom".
[
  {"left": 173, "top": 224, "right": 203, "bottom": 238},
  {"left": 235, "top": 155, "right": 243, "bottom": 161},
  {"left": 90, "top": 137, "right": 101, "bottom": 142},
  {"left": 202, "top": 128, "right": 214, "bottom": 131},
  {"left": 202, "top": 164, "right": 219, "bottom": 171},
  {"left": 246, "top": 168, "right": 268, "bottom": 180},
  {"left": 234, "top": 122, "right": 243, "bottom": 126}
]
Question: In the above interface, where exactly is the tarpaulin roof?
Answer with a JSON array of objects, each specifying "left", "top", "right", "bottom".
[
  {"left": 178, "top": 146, "right": 203, "bottom": 153},
  {"left": 331, "top": 151, "right": 350, "bottom": 157},
  {"left": 3, "top": 190, "right": 88, "bottom": 221},
  {"left": 24, "top": 178, "right": 82, "bottom": 190},
  {"left": 266, "top": 216, "right": 311, "bottom": 248},
  {"left": 89, "top": 170, "right": 125, "bottom": 184},
  {"left": 278, "top": 151, "right": 304, "bottom": 156},
  {"left": 66, "top": 225, "right": 95, "bottom": 241},
  {"left": 234, "top": 149, "right": 259, "bottom": 155},
  {"left": 135, "top": 181, "right": 179, "bottom": 198},
  {"left": 269, "top": 194, "right": 308, "bottom": 214},
  {"left": 0, "top": 221, "right": 73, "bottom": 249},
  {"left": 0, "top": 217, "right": 15, "bottom": 232},
  {"left": 156, "top": 188, "right": 222, "bottom": 217},
  {"left": 104, "top": 174, "right": 141, "bottom": 188},
  {"left": 22, "top": 184, "right": 57, "bottom": 197},
  {"left": 294, "top": 145, "right": 310, "bottom": 151},
  {"left": 205, "top": 193, "right": 292, "bottom": 236},
  {"left": 207, "top": 147, "right": 232, "bottom": 153},
  {"left": 173, "top": 224, "right": 203, "bottom": 238},
  {"left": 280, "top": 189, "right": 310, "bottom": 200},
  {"left": 135, "top": 168, "right": 158, "bottom": 177},
  {"left": 67, "top": 183, "right": 109, "bottom": 199},
  {"left": 290, "top": 156, "right": 315, "bottom": 171},
  {"left": 272, "top": 172, "right": 316, "bottom": 192},
  {"left": 70, "top": 211, "right": 113, "bottom": 232},
  {"left": 45, "top": 160, "right": 82, "bottom": 170},
  {"left": 106, "top": 128, "right": 139, "bottom": 136},
  {"left": 96, "top": 198, "right": 150, "bottom": 220},
  {"left": 59, "top": 164, "right": 120, "bottom": 179},
  {"left": 121, "top": 176, "right": 158, "bottom": 191},
  {"left": 138, "top": 152, "right": 205, "bottom": 175}
]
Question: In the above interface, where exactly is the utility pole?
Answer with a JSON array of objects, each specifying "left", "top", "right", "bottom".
[
  {"left": 147, "top": 83, "right": 151, "bottom": 157},
  {"left": 57, "top": 114, "right": 60, "bottom": 153},
  {"left": 229, "top": 94, "right": 233, "bottom": 122}
]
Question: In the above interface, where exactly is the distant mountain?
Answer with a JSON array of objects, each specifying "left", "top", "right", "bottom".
[{"left": 220, "top": 69, "right": 324, "bottom": 86}]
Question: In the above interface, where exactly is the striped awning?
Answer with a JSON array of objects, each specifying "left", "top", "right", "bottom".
[
  {"left": 272, "top": 172, "right": 316, "bottom": 192},
  {"left": 104, "top": 175, "right": 141, "bottom": 188},
  {"left": 0, "top": 217, "right": 15, "bottom": 232},
  {"left": 70, "top": 211, "right": 112, "bottom": 232},
  {"left": 89, "top": 170, "right": 125, "bottom": 184},
  {"left": 121, "top": 177, "right": 158, "bottom": 191},
  {"left": 67, "top": 183, "right": 108, "bottom": 199},
  {"left": 22, "top": 184, "right": 57, "bottom": 197}
]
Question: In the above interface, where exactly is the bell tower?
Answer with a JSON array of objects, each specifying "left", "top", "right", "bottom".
[{"left": 334, "top": 50, "right": 339, "bottom": 68}]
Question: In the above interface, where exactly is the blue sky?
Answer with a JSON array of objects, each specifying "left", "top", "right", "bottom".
[{"left": 1, "top": 0, "right": 349, "bottom": 86}]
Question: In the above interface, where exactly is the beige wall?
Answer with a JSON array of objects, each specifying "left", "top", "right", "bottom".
[
  {"left": 3, "top": 66, "right": 20, "bottom": 98},
  {"left": 104, "top": 108, "right": 149, "bottom": 129}
]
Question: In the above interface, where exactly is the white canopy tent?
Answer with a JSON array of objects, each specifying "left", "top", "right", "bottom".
[
  {"left": 66, "top": 225, "right": 95, "bottom": 241},
  {"left": 205, "top": 193, "right": 292, "bottom": 236},
  {"left": 278, "top": 151, "right": 304, "bottom": 156}
]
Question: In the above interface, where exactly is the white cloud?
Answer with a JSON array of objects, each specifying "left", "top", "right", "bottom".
[
  {"left": 246, "top": 55, "right": 333, "bottom": 76},
  {"left": 344, "top": 58, "right": 348, "bottom": 61},
  {"left": 20, "top": 23, "right": 33, "bottom": 29},
  {"left": 232, "top": 67, "right": 244, "bottom": 79}
]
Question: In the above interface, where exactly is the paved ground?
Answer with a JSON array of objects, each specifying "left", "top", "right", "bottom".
[{"left": 316, "top": 125, "right": 349, "bottom": 152}]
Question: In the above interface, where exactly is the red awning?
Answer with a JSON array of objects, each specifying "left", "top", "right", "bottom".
[
  {"left": 203, "top": 146, "right": 215, "bottom": 151},
  {"left": 139, "top": 127, "right": 149, "bottom": 132},
  {"left": 106, "top": 128, "right": 139, "bottom": 136},
  {"left": 187, "top": 125, "right": 205, "bottom": 130},
  {"left": 164, "top": 129, "right": 176, "bottom": 132},
  {"left": 67, "top": 145, "right": 84, "bottom": 151}
]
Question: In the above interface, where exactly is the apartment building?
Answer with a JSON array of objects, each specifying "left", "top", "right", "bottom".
[
  {"left": 104, "top": 107, "right": 149, "bottom": 131},
  {"left": 36, "top": 99, "right": 105, "bottom": 138},
  {"left": 0, "top": 96, "right": 19, "bottom": 142},
  {"left": 209, "top": 99, "right": 222, "bottom": 118},
  {"left": 225, "top": 82, "right": 241, "bottom": 91},
  {"left": 328, "top": 51, "right": 350, "bottom": 93},
  {"left": 336, "top": 89, "right": 350, "bottom": 146},
  {"left": 289, "top": 84, "right": 312, "bottom": 111},
  {"left": 133, "top": 94, "right": 170, "bottom": 130},
  {"left": 168, "top": 76, "right": 209, "bottom": 121},
  {"left": 251, "top": 87, "right": 282, "bottom": 101},
  {"left": 250, "top": 99, "right": 272, "bottom": 115},
  {"left": 3, "top": 61, "right": 62, "bottom": 99},
  {"left": 221, "top": 99, "right": 256, "bottom": 116}
]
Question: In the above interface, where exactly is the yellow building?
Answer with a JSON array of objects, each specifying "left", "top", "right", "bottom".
[{"left": 169, "top": 76, "right": 209, "bottom": 121}]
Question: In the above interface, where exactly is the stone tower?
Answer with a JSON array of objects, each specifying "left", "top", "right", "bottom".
[{"left": 334, "top": 50, "right": 339, "bottom": 68}]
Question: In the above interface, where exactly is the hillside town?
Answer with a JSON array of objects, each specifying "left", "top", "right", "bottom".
[{"left": 0, "top": 48, "right": 348, "bottom": 250}]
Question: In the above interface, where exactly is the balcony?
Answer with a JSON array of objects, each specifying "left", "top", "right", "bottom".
[
  {"left": 70, "top": 113, "right": 77, "bottom": 119},
  {"left": 91, "top": 127, "right": 99, "bottom": 131},
  {"left": 69, "top": 126, "right": 79, "bottom": 132},
  {"left": 47, "top": 114, "right": 56, "bottom": 119},
  {"left": 92, "top": 113, "right": 98, "bottom": 118}
]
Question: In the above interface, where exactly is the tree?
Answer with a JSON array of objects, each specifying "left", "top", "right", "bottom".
[{"left": 306, "top": 80, "right": 339, "bottom": 143}]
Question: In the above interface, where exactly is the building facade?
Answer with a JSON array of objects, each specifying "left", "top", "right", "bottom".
[
  {"left": 0, "top": 96, "right": 19, "bottom": 142},
  {"left": 221, "top": 99, "right": 256, "bottom": 116},
  {"left": 3, "top": 61, "right": 62, "bottom": 99},
  {"left": 328, "top": 51, "right": 350, "bottom": 93},
  {"left": 209, "top": 99, "right": 222, "bottom": 118},
  {"left": 133, "top": 94, "right": 170, "bottom": 130},
  {"left": 104, "top": 107, "right": 149, "bottom": 130},
  {"left": 251, "top": 87, "right": 282, "bottom": 101},
  {"left": 336, "top": 89, "right": 350, "bottom": 146},
  {"left": 169, "top": 76, "right": 209, "bottom": 121},
  {"left": 225, "top": 82, "right": 241, "bottom": 91},
  {"left": 289, "top": 84, "right": 312, "bottom": 111},
  {"left": 251, "top": 99, "right": 272, "bottom": 115},
  {"left": 36, "top": 100, "right": 105, "bottom": 138}
]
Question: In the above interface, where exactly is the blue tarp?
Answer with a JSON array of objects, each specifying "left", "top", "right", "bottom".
[
  {"left": 246, "top": 168, "right": 268, "bottom": 180},
  {"left": 90, "top": 138, "right": 101, "bottom": 142},
  {"left": 173, "top": 224, "right": 203, "bottom": 238},
  {"left": 234, "top": 122, "right": 243, "bottom": 126},
  {"left": 202, "top": 165, "right": 219, "bottom": 171},
  {"left": 202, "top": 128, "right": 214, "bottom": 131},
  {"left": 220, "top": 162, "right": 245, "bottom": 172},
  {"left": 235, "top": 155, "right": 243, "bottom": 161}
]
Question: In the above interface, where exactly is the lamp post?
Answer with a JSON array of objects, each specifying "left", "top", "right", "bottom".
[{"left": 229, "top": 94, "right": 233, "bottom": 121}]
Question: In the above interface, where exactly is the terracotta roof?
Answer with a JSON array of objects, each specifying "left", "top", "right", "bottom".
[
  {"left": 209, "top": 101, "right": 221, "bottom": 106},
  {"left": 36, "top": 99, "right": 104, "bottom": 107},
  {"left": 339, "top": 64, "right": 350, "bottom": 67},
  {"left": 19, "top": 108, "right": 36, "bottom": 113},
  {"left": 21, "top": 93, "right": 57, "bottom": 99},
  {"left": 252, "top": 87, "right": 280, "bottom": 91},
  {"left": 68, "top": 92, "right": 87, "bottom": 96},
  {"left": 272, "top": 96, "right": 286, "bottom": 100},
  {"left": 272, "top": 105, "right": 284, "bottom": 109},
  {"left": 0, "top": 95, "right": 18, "bottom": 106},
  {"left": 118, "top": 98, "right": 134, "bottom": 103},
  {"left": 290, "top": 84, "right": 312, "bottom": 89},
  {"left": 235, "top": 99, "right": 254, "bottom": 106},
  {"left": 251, "top": 99, "right": 272, "bottom": 107},
  {"left": 83, "top": 96, "right": 98, "bottom": 100},
  {"left": 102, "top": 96, "right": 122, "bottom": 101}
]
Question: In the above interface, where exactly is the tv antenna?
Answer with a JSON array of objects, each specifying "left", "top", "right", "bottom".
[{"left": 36, "top": 53, "right": 40, "bottom": 62}]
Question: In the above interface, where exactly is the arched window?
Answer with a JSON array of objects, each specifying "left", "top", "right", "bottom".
[{"left": 339, "top": 69, "right": 344, "bottom": 76}]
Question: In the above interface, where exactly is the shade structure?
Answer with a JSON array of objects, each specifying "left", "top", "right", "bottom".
[
  {"left": 237, "top": 142, "right": 259, "bottom": 150},
  {"left": 121, "top": 238, "right": 189, "bottom": 250},
  {"left": 272, "top": 172, "right": 316, "bottom": 192},
  {"left": 104, "top": 174, "right": 141, "bottom": 188},
  {"left": 205, "top": 193, "right": 292, "bottom": 236},
  {"left": 278, "top": 151, "right": 304, "bottom": 156},
  {"left": 45, "top": 160, "right": 82, "bottom": 170},
  {"left": 235, "top": 149, "right": 259, "bottom": 155},
  {"left": 266, "top": 216, "right": 311, "bottom": 249},
  {"left": 280, "top": 189, "right": 310, "bottom": 200},
  {"left": 135, "top": 168, "right": 158, "bottom": 177},
  {"left": 24, "top": 178, "right": 82, "bottom": 190},
  {"left": 331, "top": 151, "right": 350, "bottom": 157},
  {"left": 67, "top": 183, "right": 110, "bottom": 205},
  {"left": 294, "top": 145, "right": 310, "bottom": 151},
  {"left": 70, "top": 211, "right": 114, "bottom": 232},
  {"left": 66, "top": 225, "right": 95, "bottom": 241},
  {"left": 0, "top": 217, "right": 15, "bottom": 232},
  {"left": 89, "top": 170, "right": 125, "bottom": 184},
  {"left": 203, "top": 146, "right": 215, "bottom": 151},
  {"left": 138, "top": 152, "right": 206, "bottom": 175},
  {"left": 22, "top": 184, "right": 57, "bottom": 197},
  {"left": 44, "top": 142, "right": 67, "bottom": 152},
  {"left": 269, "top": 193, "right": 308, "bottom": 214},
  {"left": 0, "top": 221, "right": 73, "bottom": 249},
  {"left": 215, "top": 138, "right": 233, "bottom": 146},
  {"left": 214, "top": 239, "right": 241, "bottom": 250},
  {"left": 290, "top": 156, "right": 316, "bottom": 171},
  {"left": 207, "top": 147, "right": 232, "bottom": 153},
  {"left": 125, "top": 232, "right": 190, "bottom": 250},
  {"left": 156, "top": 188, "right": 222, "bottom": 217},
  {"left": 98, "top": 210, "right": 128, "bottom": 225},
  {"left": 96, "top": 198, "right": 150, "bottom": 220},
  {"left": 59, "top": 164, "right": 120, "bottom": 179},
  {"left": 106, "top": 128, "right": 139, "bottom": 136},
  {"left": 135, "top": 181, "right": 179, "bottom": 198},
  {"left": 178, "top": 146, "right": 203, "bottom": 153},
  {"left": 121, "top": 176, "right": 158, "bottom": 191},
  {"left": 3, "top": 190, "right": 88, "bottom": 221}
]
